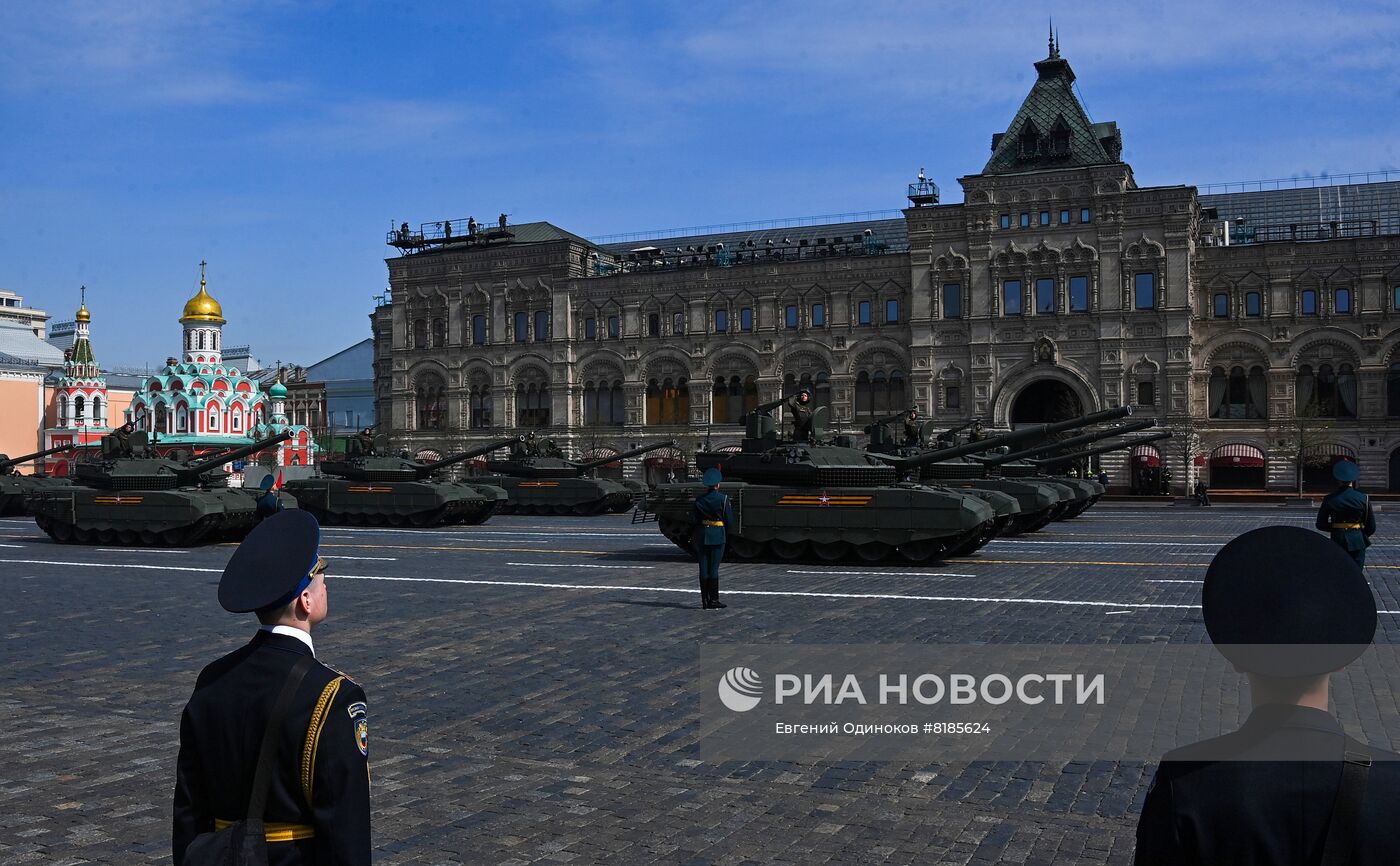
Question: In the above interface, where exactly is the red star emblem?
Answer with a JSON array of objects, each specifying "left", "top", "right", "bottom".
[{"left": 818, "top": 491, "right": 831, "bottom": 506}]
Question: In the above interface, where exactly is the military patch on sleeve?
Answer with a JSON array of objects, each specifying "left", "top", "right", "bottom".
[{"left": 348, "top": 701, "right": 368, "bottom": 756}]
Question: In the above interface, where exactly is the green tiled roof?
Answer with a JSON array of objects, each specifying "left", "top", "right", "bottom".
[{"left": 982, "top": 53, "right": 1122, "bottom": 175}]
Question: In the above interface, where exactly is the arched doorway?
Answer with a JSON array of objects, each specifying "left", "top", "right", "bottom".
[
  {"left": 1389, "top": 448, "right": 1400, "bottom": 492},
  {"left": 1010, "top": 379, "right": 1084, "bottom": 425},
  {"left": 1209, "top": 443, "right": 1266, "bottom": 490},
  {"left": 1130, "top": 443, "right": 1163, "bottom": 495},
  {"left": 1301, "top": 444, "right": 1356, "bottom": 492}
]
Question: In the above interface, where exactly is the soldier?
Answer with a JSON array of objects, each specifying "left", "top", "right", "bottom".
[
  {"left": 901, "top": 409, "right": 922, "bottom": 446},
  {"left": 1316, "top": 460, "right": 1376, "bottom": 568},
  {"left": 354, "top": 427, "right": 377, "bottom": 458},
  {"left": 1193, "top": 479, "right": 1212, "bottom": 507},
  {"left": 524, "top": 431, "right": 538, "bottom": 457},
  {"left": 467, "top": 216, "right": 478, "bottom": 237},
  {"left": 111, "top": 421, "right": 136, "bottom": 457},
  {"left": 691, "top": 467, "right": 733, "bottom": 610},
  {"left": 255, "top": 473, "right": 284, "bottom": 519},
  {"left": 1135, "top": 525, "right": 1400, "bottom": 864},
  {"left": 173, "top": 511, "right": 370, "bottom": 865},
  {"left": 968, "top": 420, "right": 986, "bottom": 442},
  {"left": 784, "top": 388, "right": 814, "bottom": 442}
]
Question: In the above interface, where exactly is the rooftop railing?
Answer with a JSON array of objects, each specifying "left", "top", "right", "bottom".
[
  {"left": 586, "top": 232, "right": 906, "bottom": 277},
  {"left": 1197, "top": 169, "right": 1400, "bottom": 196}
]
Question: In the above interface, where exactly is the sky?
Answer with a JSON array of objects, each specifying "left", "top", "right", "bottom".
[{"left": 2, "top": 0, "right": 1398, "bottom": 370}]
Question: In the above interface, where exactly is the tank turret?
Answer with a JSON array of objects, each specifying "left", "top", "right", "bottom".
[
  {"left": 484, "top": 440, "right": 675, "bottom": 479},
  {"left": 319, "top": 436, "right": 520, "bottom": 483},
  {"left": 477, "top": 439, "right": 677, "bottom": 516},
  {"left": 0, "top": 445, "right": 75, "bottom": 516},
  {"left": 74, "top": 431, "right": 292, "bottom": 490}
]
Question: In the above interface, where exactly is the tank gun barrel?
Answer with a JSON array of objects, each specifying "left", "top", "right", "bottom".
[
  {"left": 418, "top": 436, "right": 522, "bottom": 475},
  {"left": 987, "top": 419, "right": 1156, "bottom": 465},
  {"left": 750, "top": 397, "right": 787, "bottom": 416},
  {"left": 1031, "top": 432, "right": 1173, "bottom": 467},
  {"left": 0, "top": 443, "right": 73, "bottom": 469},
  {"left": 183, "top": 432, "right": 294, "bottom": 476},
  {"left": 575, "top": 440, "right": 676, "bottom": 471},
  {"left": 1040, "top": 405, "right": 1132, "bottom": 437},
  {"left": 876, "top": 423, "right": 1052, "bottom": 469}
]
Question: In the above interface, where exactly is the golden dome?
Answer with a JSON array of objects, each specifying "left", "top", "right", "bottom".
[
  {"left": 180, "top": 262, "right": 226, "bottom": 325},
  {"left": 75, "top": 304, "right": 90, "bottom": 323}
]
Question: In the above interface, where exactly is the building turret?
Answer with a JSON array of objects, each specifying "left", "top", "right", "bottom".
[
  {"left": 55, "top": 286, "right": 109, "bottom": 430},
  {"left": 180, "top": 260, "right": 226, "bottom": 365}
]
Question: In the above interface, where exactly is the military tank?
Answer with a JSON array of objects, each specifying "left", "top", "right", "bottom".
[
  {"left": 28, "top": 430, "right": 293, "bottom": 546},
  {"left": 1026, "top": 432, "right": 1174, "bottom": 510},
  {"left": 283, "top": 436, "right": 521, "bottom": 527},
  {"left": 647, "top": 400, "right": 1060, "bottom": 563},
  {"left": 872, "top": 408, "right": 1137, "bottom": 535},
  {"left": 982, "top": 422, "right": 1166, "bottom": 519},
  {"left": 480, "top": 440, "right": 677, "bottom": 516},
  {"left": 0, "top": 445, "right": 74, "bottom": 517}
]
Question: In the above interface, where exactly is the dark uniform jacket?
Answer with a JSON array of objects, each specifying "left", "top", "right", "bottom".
[
  {"left": 174, "top": 630, "right": 371, "bottom": 866},
  {"left": 784, "top": 395, "right": 813, "bottom": 441},
  {"left": 691, "top": 489, "right": 734, "bottom": 547},
  {"left": 1135, "top": 705, "right": 1400, "bottom": 865},
  {"left": 1316, "top": 486, "right": 1376, "bottom": 553}
]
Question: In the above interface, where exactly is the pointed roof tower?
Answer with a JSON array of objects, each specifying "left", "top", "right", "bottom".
[{"left": 982, "top": 36, "right": 1123, "bottom": 175}]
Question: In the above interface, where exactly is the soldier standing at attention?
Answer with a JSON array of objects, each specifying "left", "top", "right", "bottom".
[
  {"left": 173, "top": 510, "right": 371, "bottom": 865},
  {"left": 784, "top": 388, "right": 814, "bottom": 442},
  {"left": 1316, "top": 460, "right": 1376, "bottom": 568},
  {"left": 692, "top": 467, "right": 733, "bottom": 610},
  {"left": 1135, "top": 526, "right": 1399, "bottom": 864}
]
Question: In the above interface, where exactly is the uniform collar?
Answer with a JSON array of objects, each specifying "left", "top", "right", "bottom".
[
  {"left": 1241, "top": 703, "right": 1341, "bottom": 735},
  {"left": 259, "top": 624, "right": 315, "bottom": 656}
]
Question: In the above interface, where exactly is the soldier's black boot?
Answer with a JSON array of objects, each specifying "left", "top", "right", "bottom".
[
  {"left": 708, "top": 580, "right": 726, "bottom": 608},
  {"left": 699, "top": 576, "right": 714, "bottom": 609}
]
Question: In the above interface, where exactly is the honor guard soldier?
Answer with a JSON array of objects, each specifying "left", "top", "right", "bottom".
[
  {"left": 1135, "top": 526, "right": 1400, "bottom": 865},
  {"left": 692, "top": 467, "right": 734, "bottom": 610},
  {"left": 173, "top": 510, "right": 371, "bottom": 865},
  {"left": 785, "top": 388, "right": 814, "bottom": 442},
  {"left": 255, "top": 473, "right": 285, "bottom": 519},
  {"left": 1317, "top": 460, "right": 1376, "bottom": 568}
]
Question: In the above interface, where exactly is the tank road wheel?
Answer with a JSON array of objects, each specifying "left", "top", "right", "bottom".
[
  {"left": 139, "top": 530, "right": 159, "bottom": 546},
  {"left": 897, "top": 541, "right": 940, "bottom": 564},
  {"left": 96, "top": 529, "right": 117, "bottom": 545},
  {"left": 51, "top": 521, "right": 75, "bottom": 544},
  {"left": 570, "top": 503, "right": 597, "bottom": 516},
  {"left": 855, "top": 542, "right": 892, "bottom": 563},
  {"left": 161, "top": 528, "right": 186, "bottom": 546},
  {"left": 813, "top": 541, "right": 850, "bottom": 562},
  {"left": 117, "top": 530, "right": 139, "bottom": 546},
  {"left": 729, "top": 537, "right": 764, "bottom": 559},
  {"left": 769, "top": 539, "right": 808, "bottom": 561}
]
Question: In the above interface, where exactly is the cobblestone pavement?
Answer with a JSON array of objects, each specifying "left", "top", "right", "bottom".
[{"left": 2, "top": 507, "right": 1397, "bottom": 865}]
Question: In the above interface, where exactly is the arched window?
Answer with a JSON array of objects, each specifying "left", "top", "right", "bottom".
[
  {"left": 469, "top": 384, "right": 492, "bottom": 429},
  {"left": 74, "top": 395, "right": 85, "bottom": 423},
  {"left": 1244, "top": 292, "right": 1261, "bottom": 317},
  {"left": 534, "top": 310, "right": 550, "bottom": 341},
  {"left": 155, "top": 404, "right": 168, "bottom": 433},
  {"left": 1301, "top": 289, "right": 1317, "bottom": 315},
  {"left": 814, "top": 371, "right": 832, "bottom": 409},
  {"left": 608, "top": 380, "right": 625, "bottom": 425},
  {"left": 209, "top": 411, "right": 220, "bottom": 432},
  {"left": 513, "top": 312, "right": 529, "bottom": 343},
  {"left": 58, "top": 394, "right": 69, "bottom": 425},
  {"left": 91, "top": 397, "right": 103, "bottom": 426},
  {"left": 1335, "top": 287, "right": 1352, "bottom": 314},
  {"left": 1213, "top": 293, "right": 1229, "bottom": 317},
  {"left": 431, "top": 317, "right": 446, "bottom": 348},
  {"left": 712, "top": 375, "right": 757, "bottom": 424},
  {"left": 646, "top": 377, "right": 691, "bottom": 425},
  {"left": 1297, "top": 362, "right": 1356, "bottom": 418},
  {"left": 471, "top": 315, "right": 487, "bottom": 346},
  {"left": 515, "top": 370, "right": 550, "bottom": 427},
  {"left": 415, "top": 373, "right": 446, "bottom": 430},
  {"left": 1210, "top": 365, "right": 1267, "bottom": 419},
  {"left": 412, "top": 319, "right": 427, "bottom": 348}
]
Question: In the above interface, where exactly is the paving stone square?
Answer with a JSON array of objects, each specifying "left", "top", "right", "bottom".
[{"left": 1, "top": 507, "right": 1396, "bottom": 864}]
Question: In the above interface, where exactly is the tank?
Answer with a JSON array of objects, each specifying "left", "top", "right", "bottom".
[
  {"left": 646, "top": 400, "right": 1067, "bottom": 563},
  {"left": 873, "top": 408, "right": 1134, "bottom": 535},
  {"left": 28, "top": 431, "right": 294, "bottom": 546},
  {"left": 479, "top": 440, "right": 677, "bottom": 516},
  {"left": 993, "top": 428, "right": 1171, "bottom": 518},
  {"left": 0, "top": 445, "right": 74, "bottom": 516},
  {"left": 283, "top": 436, "right": 521, "bottom": 527}
]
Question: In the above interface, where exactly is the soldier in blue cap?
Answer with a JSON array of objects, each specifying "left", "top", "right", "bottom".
[
  {"left": 173, "top": 510, "right": 371, "bottom": 865},
  {"left": 1316, "top": 459, "right": 1375, "bottom": 568},
  {"left": 692, "top": 467, "right": 734, "bottom": 610},
  {"left": 1135, "top": 526, "right": 1400, "bottom": 864}
]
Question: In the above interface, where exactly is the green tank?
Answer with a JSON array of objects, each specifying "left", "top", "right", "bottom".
[
  {"left": 647, "top": 401, "right": 1058, "bottom": 563},
  {"left": 480, "top": 440, "right": 676, "bottom": 516},
  {"left": 283, "top": 436, "right": 520, "bottom": 527},
  {"left": 868, "top": 408, "right": 1135, "bottom": 533},
  {"left": 29, "top": 431, "right": 294, "bottom": 546},
  {"left": 1021, "top": 431, "right": 1174, "bottom": 516},
  {"left": 979, "top": 421, "right": 1160, "bottom": 518},
  {"left": 0, "top": 445, "right": 74, "bottom": 516}
]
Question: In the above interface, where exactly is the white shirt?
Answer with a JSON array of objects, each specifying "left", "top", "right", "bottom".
[{"left": 259, "top": 624, "right": 315, "bottom": 656}]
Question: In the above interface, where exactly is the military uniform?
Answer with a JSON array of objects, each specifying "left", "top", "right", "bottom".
[
  {"left": 784, "top": 392, "right": 814, "bottom": 442},
  {"left": 692, "top": 468, "right": 734, "bottom": 610},
  {"left": 1316, "top": 461, "right": 1375, "bottom": 568},
  {"left": 902, "top": 415, "right": 922, "bottom": 446},
  {"left": 1135, "top": 526, "right": 1398, "bottom": 865},
  {"left": 173, "top": 511, "right": 371, "bottom": 865}
]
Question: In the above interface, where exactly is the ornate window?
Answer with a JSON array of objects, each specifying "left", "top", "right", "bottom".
[
  {"left": 415, "top": 373, "right": 446, "bottom": 430},
  {"left": 1134, "top": 273, "right": 1156, "bottom": 310},
  {"left": 1069, "top": 276, "right": 1089, "bottom": 312},
  {"left": 647, "top": 313, "right": 660, "bottom": 336},
  {"left": 468, "top": 381, "right": 492, "bottom": 429},
  {"left": 858, "top": 300, "right": 872, "bottom": 325},
  {"left": 672, "top": 311, "right": 686, "bottom": 335},
  {"left": 941, "top": 284, "right": 961, "bottom": 318},
  {"left": 1301, "top": 289, "right": 1317, "bottom": 316},
  {"left": 91, "top": 397, "right": 103, "bottom": 426},
  {"left": 1035, "top": 278, "right": 1056, "bottom": 314},
  {"left": 607, "top": 315, "right": 620, "bottom": 338},
  {"left": 156, "top": 404, "right": 169, "bottom": 433},
  {"left": 646, "top": 377, "right": 690, "bottom": 425},
  {"left": 411, "top": 319, "right": 427, "bottom": 349},
  {"left": 584, "top": 317, "right": 597, "bottom": 339},
  {"left": 533, "top": 310, "right": 550, "bottom": 341},
  {"left": 711, "top": 375, "right": 757, "bottom": 424},
  {"left": 58, "top": 394, "right": 69, "bottom": 425},
  {"left": 811, "top": 303, "right": 826, "bottom": 327},
  {"left": 583, "top": 379, "right": 624, "bottom": 427},
  {"left": 854, "top": 369, "right": 907, "bottom": 419},
  {"left": 513, "top": 312, "right": 529, "bottom": 343},
  {"left": 1002, "top": 280, "right": 1022, "bottom": 316},
  {"left": 785, "top": 305, "right": 798, "bottom": 329},
  {"left": 885, "top": 299, "right": 900, "bottom": 323},
  {"left": 1334, "top": 287, "right": 1352, "bottom": 314},
  {"left": 1245, "top": 292, "right": 1262, "bottom": 317},
  {"left": 1136, "top": 381, "right": 1155, "bottom": 406},
  {"left": 1296, "top": 363, "right": 1356, "bottom": 419},
  {"left": 1213, "top": 293, "right": 1229, "bottom": 318},
  {"left": 515, "top": 369, "right": 550, "bottom": 427},
  {"left": 431, "top": 317, "right": 446, "bottom": 348},
  {"left": 1209, "top": 365, "right": 1268, "bottom": 419},
  {"left": 74, "top": 395, "right": 85, "bottom": 423},
  {"left": 1387, "top": 363, "right": 1400, "bottom": 417},
  {"left": 739, "top": 307, "right": 754, "bottom": 332},
  {"left": 471, "top": 315, "right": 487, "bottom": 345}
]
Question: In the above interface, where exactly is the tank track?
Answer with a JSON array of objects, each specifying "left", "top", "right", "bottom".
[{"left": 656, "top": 517, "right": 991, "bottom": 564}]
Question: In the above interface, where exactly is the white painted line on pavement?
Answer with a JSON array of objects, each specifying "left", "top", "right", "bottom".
[
  {"left": 787, "top": 569, "right": 978, "bottom": 578},
  {"left": 505, "top": 561, "right": 653, "bottom": 569},
  {"left": 0, "top": 543, "right": 24, "bottom": 548},
  {"left": 96, "top": 547, "right": 188, "bottom": 554},
  {"left": 322, "top": 555, "right": 398, "bottom": 561},
  {"left": 0, "top": 558, "right": 218, "bottom": 573},
  {"left": 1147, "top": 579, "right": 1203, "bottom": 584}
]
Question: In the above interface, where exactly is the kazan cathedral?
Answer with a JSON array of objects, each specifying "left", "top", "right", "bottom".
[
  {"left": 375, "top": 39, "right": 1400, "bottom": 494},
  {"left": 125, "top": 264, "right": 314, "bottom": 468}
]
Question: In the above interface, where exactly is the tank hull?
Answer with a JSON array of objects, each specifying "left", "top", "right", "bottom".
[
  {"left": 282, "top": 478, "right": 495, "bottom": 527},
  {"left": 1, "top": 476, "right": 71, "bottom": 517},
  {"left": 477, "top": 475, "right": 634, "bottom": 516},
  {"left": 28, "top": 487, "right": 295, "bottom": 546},
  {"left": 648, "top": 480, "right": 996, "bottom": 563}
]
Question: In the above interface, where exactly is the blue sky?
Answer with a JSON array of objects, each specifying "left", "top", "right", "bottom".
[{"left": 3, "top": 0, "right": 1398, "bottom": 369}]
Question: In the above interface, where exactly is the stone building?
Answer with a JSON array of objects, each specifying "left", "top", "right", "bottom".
[{"left": 374, "top": 42, "right": 1400, "bottom": 492}]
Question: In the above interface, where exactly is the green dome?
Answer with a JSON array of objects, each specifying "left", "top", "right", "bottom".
[{"left": 268, "top": 381, "right": 288, "bottom": 398}]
